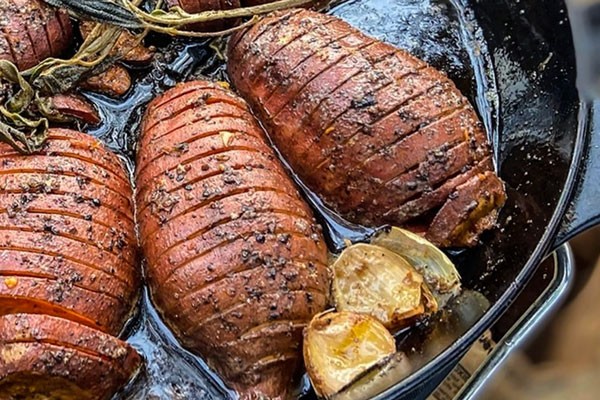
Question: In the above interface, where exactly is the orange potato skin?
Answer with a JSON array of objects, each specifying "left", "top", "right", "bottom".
[
  {"left": 0, "top": 129, "right": 139, "bottom": 335},
  {"left": 165, "top": 0, "right": 241, "bottom": 31},
  {"left": 82, "top": 65, "right": 133, "bottom": 97},
  {"left": 0, "top": 0, "right": 72, "bottom": 70},
  {"left": 80, "top": 21, "right": 154, "bottom": 65},
  {"left": 0, "top": 313, "right": 141, "bottom": 400},
  {"left": 47, "top": 94, "right": 101, "bottom": 125},
  {"left": 228, "top": 9, "right": 506, "bottom": 247},
  {"left": 137, "top": 81, "right": 330, "bottom": 399}
]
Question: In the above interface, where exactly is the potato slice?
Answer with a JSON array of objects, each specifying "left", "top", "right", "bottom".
[
  {"left": 303, "top": 310, "right": 396, "bottom": 398},
  {"left": 332, "top": 243, "right": 437, "bottom": 329}
]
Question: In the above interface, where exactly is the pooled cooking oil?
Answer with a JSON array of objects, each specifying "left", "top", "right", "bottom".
[{"left": 81, "top": 1, "right": 498, "bottom": 398}]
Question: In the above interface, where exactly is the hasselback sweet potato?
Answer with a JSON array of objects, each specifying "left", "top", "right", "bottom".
[
  {"left": 0, "top": 129, "right": 139, "bottom": 335},
  {"left": 0, "top": 0, "right": 72, "bottom": 70},
  {"left": 227, "top": 9, "right": 507, "bottom": 247},
  {"left": 0, "top": 313, "right": 141, "bottom": 400},
  {"left": 136, "top": 80, "right": 330, "bottom": 399}
]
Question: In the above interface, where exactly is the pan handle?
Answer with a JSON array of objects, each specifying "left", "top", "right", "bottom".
[
  {"left": 452, "top": 243, "right": 575, "bottom": 400},
  {"left": 553, "top": 101, "right": 600, "bottom": 250}
]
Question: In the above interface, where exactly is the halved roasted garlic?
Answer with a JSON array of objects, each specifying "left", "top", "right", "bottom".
[
  {"left": 371, "top": 227, "right": 461, "bottom": 306},
  {"left": 303, "top": 310, "right": 396, "bottom": 398},
  {"left": 332, "top": 243, "right": 438, "bottom": 329}
]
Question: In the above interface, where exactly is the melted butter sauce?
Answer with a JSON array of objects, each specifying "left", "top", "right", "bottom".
[{"left": 81, "top": 1, "right": 497, "bottom": 398}]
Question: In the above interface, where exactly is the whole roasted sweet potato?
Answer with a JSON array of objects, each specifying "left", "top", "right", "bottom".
[
  {"left": 227, "top": 9, "right": 507, "bottom": 247},
  {"left": 0, "top": 129, "right": 139, "bottom": 335},
  {"left": 0, "top": 0, "right": 72, "bottom": 70},
  {"left": 0, "top": 313, "right": 141, "bottom": 400},
  {"left": 136, "top": 80, "right": 330, "bottom": 399}
]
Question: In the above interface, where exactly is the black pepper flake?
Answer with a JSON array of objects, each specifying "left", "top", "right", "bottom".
[
  {"left": 283, "top": 270, "right": 298, "bottom": 282},
  {"left": 43, "top": 224, "right": 58, "bottom": 235},
  {"left": 277, "top": 233, "right": 291, "bottom": 244},
  {"left": 351, "top": 94, "right": 376, "bottom": 109},
  {"left": 240, "top": 249, "right": 251, "bottom": 261},
  {"left": 76, "top": 176, "right": 90, "bottom": 189},
  {"left": 305, "top": 292, "right": 313, "bottom": 303},
  {"left": 115, "top": 237, "right": 126, "bottom": 250},
  {"left": 268, "top": 312, "right": 280, "bottom": 321},
  {"left": 247, "top": 287, "right": 263, "bottom": 300}
]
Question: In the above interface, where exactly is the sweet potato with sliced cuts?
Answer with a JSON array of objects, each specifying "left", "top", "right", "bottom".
[
  {"left": 228, "top": 9, "right": 507, "bottom": 247},
  {"left": 0, "top": 0, "right": 72, "bottom": 70},
  {"left": 136, "top": 80, "right": 330, "bottom": 399},
  {"left": 0, "top": 129, "right": 139, "bottom": 335},
  {"left": 0, "top": 313, "right": 141, "bottom": 400}
]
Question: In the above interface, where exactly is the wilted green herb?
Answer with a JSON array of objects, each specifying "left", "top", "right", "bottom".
[{"left": 0, "top": 0, "right": 313, "bottom": 153}]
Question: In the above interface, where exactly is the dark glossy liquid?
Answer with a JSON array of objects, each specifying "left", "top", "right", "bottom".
[{"left": 81, "top": 1, "right": 497, "bottom": 398}]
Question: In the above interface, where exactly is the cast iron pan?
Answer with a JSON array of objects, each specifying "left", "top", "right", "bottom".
[{"left": 81, "top": 0, "right": 600, "bottom": 398}]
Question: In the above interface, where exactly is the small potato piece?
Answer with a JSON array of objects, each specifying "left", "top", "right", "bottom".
[
  {"left": 304, "top": 311, "right": 396, "bottom": 398},
  {"left": 0, "top": 313, "right": 141, "bottom": 400},
  {"left": 241, "top": 0, "right": 326, "bottom": 6},
  {"left": 136, "top": 81, "right": 330, "bottom": 399},
  {"left": 332, "top": 244, "right": 437, "bottom": 329},
  {"left": 165, "top": 0, "right": 241, "bottom": 31},
  {"left": 0, "top": 0, "right": 72, "bottom": 70},
  {"left": 82, "top": 65, "right": 132, "bottom": 97},
  {"left": 227, "top": 9, "right": 506, "bottom": 247},
  {"left": 80, "top": 22, "right": 154, "bottom": 65},
  {"left": 0, "top": 129, "right": 139, "bottom": 335},
  {"left": 46, "top": 94, "right": 101, "bottom": 125}
]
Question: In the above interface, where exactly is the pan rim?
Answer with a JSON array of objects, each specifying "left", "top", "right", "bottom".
[{"left": 370, "top": 100, "right": 590, "bottom": 399}]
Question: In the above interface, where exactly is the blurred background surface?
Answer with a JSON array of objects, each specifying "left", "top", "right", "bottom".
[{"left": 482, "top": 226, "right": 600, "bottom": 399}]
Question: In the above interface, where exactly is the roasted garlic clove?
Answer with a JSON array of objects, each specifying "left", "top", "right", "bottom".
[
  {"left": 304, "top": 310, "right": 396, "bottom": 398},
  {"left": 332, "top": 243, "right": 438, "bottom": 329},
  {"left": 372, "top": 227, "right": 461, "bottom": 307}
]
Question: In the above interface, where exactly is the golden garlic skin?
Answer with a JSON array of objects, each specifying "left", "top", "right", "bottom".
[
  {"left": 332, "top": 244, "right": 437, "bottom": 329},
  {"left": 303, "top": 311, "right": 396, "bottom": 398},
  {"left": 372, "top": 227, "right": 462, "bottom": 306}
]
